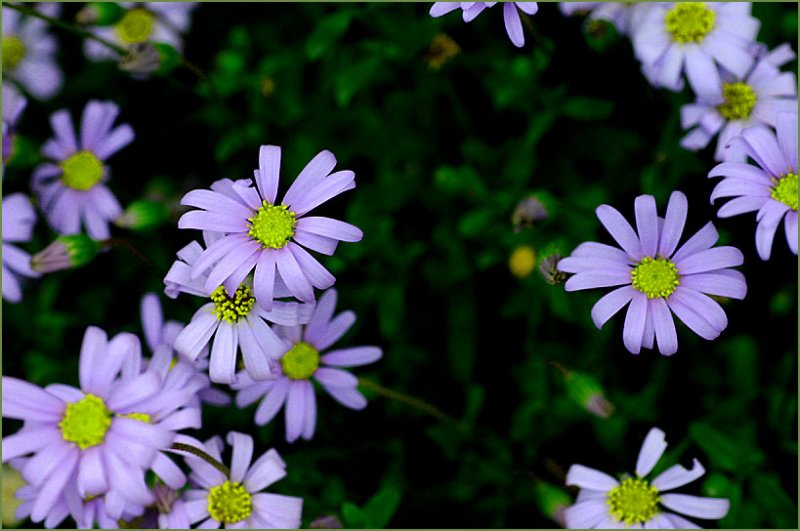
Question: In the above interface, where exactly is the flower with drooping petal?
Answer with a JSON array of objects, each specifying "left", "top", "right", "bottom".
[
  {"left": 32, "top": 100, "right": 134, "bottom": 239},
  {"left": 681, "top": 43, "right": 798, "bottom": 162},
  {"left": 2, "top": 193, "right": 40, "bottom": 303},
  {"left": 1, "top": 326, "right": 200, "bottom": 524},
  {"left": 1, "top": 4, "right": 63, "bottom": 99},
  {"left": 2, "top": 84, "right": 26, "bottom": 169},
  {"left": 177, "top": 145, "right": 363, "bottom": 310},
  {"left": 558, "top": 191, "right": 746, "bottom": 355},
  {"left": 165, "top": 237, "right": 315, "bottom": 384},
  {"left": 632, "top": 3, "right": 759, "bottom": 97},
  {"left": 234, "top": 289, "right": 382, "bottom": 443},
  {"left": 558, "top": 2, "right": 654, "bottom": 37},
  {"left": 708, "top": 112, "right": 798, "bottom": 260},
  {"left": 174, "top": 432, "right": 302, "bottom": 528},
  {"left": 84, "top": 2, "right": 197, "bottom": 61},
  {"left": 429, "top": 2, "right": 539, "bottom": 48},
  {"left": 564, "top": 427, "right": 730, "bottom": 529}
]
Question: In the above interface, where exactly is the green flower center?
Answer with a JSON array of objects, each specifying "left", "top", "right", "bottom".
[
  {"left": 608, "top": 477, "right": 660, "bottom": 525},
  {"left": 248, "top": 201, "right": 297, "bottom": 249},
  {"left": 60, "top": 151, "right": 104, "bottom": 191},
  {"left": 207, "top": 481, "right": 252, "bottom": 524},
  {"left": 2, "top": 36, "right": 26, "bottom": 71},
  {"left": 717, "top": 82, "right": 757, "bottom": 121},
  {"left": 664, "top": 2, "right": 715, "bottom": 44},
  {"left": 116, "top": 8, "right": 156, "bottom": 45},
  {"left": 211, "top": 285, "right": 256, "bottom": 323},
  {"left": 631, "top": 257, "right": 681, "bottom": 299},
  {"left": 771, "top": 172, "right": 798, "bottom": 211},
  {"left": 280, "top": 342, "right": 320, "bottom": 380},
  {"left": 59, "top": 394, "right": 112, "bottom": 450}
]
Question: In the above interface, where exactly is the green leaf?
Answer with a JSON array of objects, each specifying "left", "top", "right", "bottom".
[
  {"left": 306, "top": 11, "right": 352, "bottom": 60},
  {"left": 750, "top": 473, "right": 797, "bottom": 528},
  {"left": 362, "top": 486, "right": 402, "bottom": 528},
  {"left": 561, "top": 97, "right": 614, "bottom": 121},
  {"left": 341, "top": 502, "right": 366, "bottom": 529},
  {"left": 688, "top": 422, "right": 764, "bottom": 473}
]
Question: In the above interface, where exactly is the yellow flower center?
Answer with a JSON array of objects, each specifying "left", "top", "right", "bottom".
[
  {"left": 280, "top": 342, "right": 320, "bottom": 380},
  {"left": 717, "top": 82, "right": 757, "bottom": 121},
  {"left": 59, "top": 394, "right": 112, "bottom": 450},
  {"left": 2, "top": 36, "right": 26, "bottom": 71},
  {"left": 120, "top": 412, "right": 152, "bottom": 423},
  {"left": 248, "top": 201, "right": 297, "bottom": 249},
  {"left": 664, "top": 2, "right": 715, "bottom": 44},
  {"left": 60, "top": 151, "right": 104, "bottom": 191},
  {"left": 771, "top": 172, "right": 798, "bottom": 211},
  {"left": 509, "top": 246, "right": 537, "bottom": 278},
  {"left": 631, "top": 257, "right": 680, "bottom": 299},
  {"left": 211, "top": 284, "right": 256, "bottom": 323},
  {"left": 116, "top": 8, "right": 156, "bottom": 45},
  {"left": 608, "top": 478, "right": 660, "bottom": 525},
  {"left": 207, "top": 481, "right": 252, "bottom": 524}
]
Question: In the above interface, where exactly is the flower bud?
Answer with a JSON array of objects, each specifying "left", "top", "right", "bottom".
[
  {"left": 115, "top": 199, "right": 170, "bottom": 231},
  {"left": 583, "top": 18, "right": 620, "bottom": 52},
  {"left": 533, "top": 481, "right": 572, "bottom": 527},
  {"left": 512, "top": 195, "right": 548, "bottom": 232},
  {"left": 563, "top": 370, "right": 615, "bottom": 418},
  {"left": 539, "top": 253, "right": 567, "bottom": 285},
  {"left": 31, "top": 235, "right": 101, "bottom": 273},
  {"left": 76, "top": 2, "right": 125, "bottom": 26},
  {"left": 509, "top": 246, "right": 537, "bottom": 278},
  {"left": 120, "top": 43, "right": 180, "bottom": 77}
]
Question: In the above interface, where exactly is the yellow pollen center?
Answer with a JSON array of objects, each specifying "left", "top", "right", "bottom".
[
  {"left": 608, "top": 478, "right": 660, "bottom": 525},
  {"left": 248, "top": 201, "right": 297, "bottom": 249},
  {"left": 280, "top": 342, "right": 320, "bottom": 380},
  {"left": 631, "top": 257, "right": 680, "bottom": 299},
  {"left": 211, "top": 285, "right": 256, "bottom": 323},
  {"left": 771, "top": 172, "right": 798, "bottom": 211},
  {"left": 116, "top": 8, "right": 156, "bottom": 45},
  {"left": 665, "top": 2, "right": 715, "bottom": 44},
  {"left": 59, "top": 394, "right": 112, "bottom": 450},
  {"left": 207, "top": 481, "right": 252, "bottom": 524},
  {"left": 60, "top": 151, "right": 104, "bottom": 191},
  {"left": 717, "top": 82, "right": 757, "bottom": 121},
  {"left": 2, "top": 36, "right": 26, "bottom": 71},
  {"left": 120, "top": 412, "right": 152, "bottom": 423}
]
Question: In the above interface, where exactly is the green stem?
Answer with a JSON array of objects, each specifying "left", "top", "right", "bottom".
[
  {"left": 102, "top": 237, "right": 159, "bottom": 272},
  {"left": 358, "top": 377, "right": 464, "bottom": 429},
  {"left": 5, "top": 2, "right": 128, "bottom": 56},
  {"left": 169, "top": 442, "right": 230, "bottom": 478}
]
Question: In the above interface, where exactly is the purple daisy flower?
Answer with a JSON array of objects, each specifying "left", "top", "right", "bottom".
[
  {"left": 2, "top": 84, "right": 26, "bottom": 168},
  {"left": 1, "top": 326, "right": 199, "bottom": 523},
  {"left": 165, "top": 238, "right": 315, "bottom": 385},
  {"left": 85, "top": 2, "right": 197, "bottom": 60},
  {"left": 175, "top": 432, "right": 302, "bottom": 528},
  {"left": 558, "top": 191, "right": 747, "bottom": 355},
  {"left": 632, "top": 2, "right": 759, "bottom": 97},
  {"left": 2, "top": 4, "right": 63, "bottom": 99},
  {"left": 558, "top": 2, "right": 653, "bottom": 37},
  {"left": 708, "top": 112, "right": 798, "bottom": 260},
  {"left": 234, "top": 289, "right": 382, "bottom": 443},
  {"left": 178, "top": 145, "right": 363, "bottom": 310},
  {"left": 564, "top": 427, "right": 730, "bottom": 529},
  {"left": 32, "top": 100, "right": 134, "bottom": 239},
  {"left": 2, "top": 193, "right": 40, "bottom": 303},
  {"left": 429, "top": 2, "right": 539, "bottom": 48},
  {"left": 681, "top": 43, "right": 798, "bottom": 162}
]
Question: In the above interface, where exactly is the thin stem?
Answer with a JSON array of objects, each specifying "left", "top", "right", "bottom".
[
  {"left": 358, "top": 377, "right": 465, "bottom": 429},
  {"left": 169, "top": 442, "right": 231, "bottom": 478},
  {"left": 102, "top": 237, "right": 159, "bottom": 272},
  {"left": 5, "top": 2, "right": 128, "bottom": 56}
]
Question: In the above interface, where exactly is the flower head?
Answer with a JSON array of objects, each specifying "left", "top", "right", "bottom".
[
  {"left": 564, "top": 427, "right": 730, "bottom": 528},
  {"left": 2, "top": 193, "right": 40, "bottom": 302},
  {"left": 32, "top": 100, "right": 134, "bottom": 240},
  {"left": 175, "top": 432, "right": 302, "bottom": 528},
  {"left": 2, "top": 4, "right": 63, "bottom": 99},
  {"left": 558, "top": 191, "right": 746, "bottom": 355},
  {"left": 234, "top": 289, "right": 382, "bottom": 443},
  {"left": 429, "top": 2, "right": 539, "bottom": 48},
  {"left": 177, "top": 145, "right": 363, "bottom": 311},
  {"left": 708, "top": 112, "right": 798, "bottom": 260},
  {"left": 633, "top": 3, "right": 759, "bottom": 97}
]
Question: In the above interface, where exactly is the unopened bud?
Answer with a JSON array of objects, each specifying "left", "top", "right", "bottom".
[
  {"left": 31, "top": 234, "right": 101, "bottom": 273},
  {"left": 563, "top": 371, "right": 614, "bottom": 418},
  {"left": 509, "top": 246, "right": 537, "bottom": 278},
  {"left": 539, "top": 253, "right": 567, "bottom": 285},
  {"left": 533, "top": 481, "right": 572, "bottom": 527},
  {"left": 512, "top": 195, "right": 548, "bottom": 232},
  {"left": 77, "top": 2, "right": 125, "bottom": 26},
  {"left": 310, "top": 515, "right": 343, "bottom": 529},
  {"left": 583, "top": 18, "right": 619, "bottom": 51},
  {"left": 120, "top": 43, "right": 180, "bottom": 77},
  {"left": 115, "top": 199, "right": 170, "bottom": 230}
]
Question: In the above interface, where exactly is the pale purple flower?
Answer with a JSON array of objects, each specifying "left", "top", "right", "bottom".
[
  {"left": 234, "top": 289, "right": 382, "bottom": 443},
  {"left": 564, "top": 427, "right": 730, "bottom": 529},
  {"left": 558, "top": 191, "right": 746, "bottom": 355},
  {"left": 2, "top": 193, "right": 40, "bottom": 303},
  {"left": 165, "top": 238, "right": 315, "bottom": 385},
  {"left": 175, "top": 432, "right": 302, "bottom": 528},
  {"left": 708, "top": 112, "right": 798, "bottom": 260},
  {"left": 2, "top": 84, "right": 26, "bottom": 168},
  {"left": 429, "top": 2, "right": 539, "bottom": 48},
  {"left": 32, "top": 100, "right": 134, "bottom": 239},
  {"left": 558, "top": 2, "right": 653, "bottom": 37},
  {"left": 681, "top": 43, "right": 798, "bottom": 161},
  {"left": 633, "top": 3, "right": 759, "bottom": 97},
  {"left": 177, "top": 145, "right": 363, "bottom": 310},
  {"left": 2, "top": 4, "right": 63, "bottom": 99},
  {"left": 1, "top": 326, "right": 199, "bottom": 524},
  {"left": 85, "top": 2, "right": 197, "bottom": 60}
]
